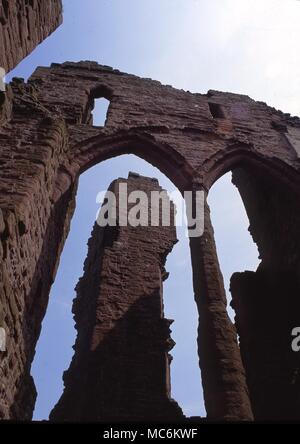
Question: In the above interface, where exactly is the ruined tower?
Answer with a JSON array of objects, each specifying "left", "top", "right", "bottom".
[{"left": 50, "top": 173, "right": 183, "bottom": 422}]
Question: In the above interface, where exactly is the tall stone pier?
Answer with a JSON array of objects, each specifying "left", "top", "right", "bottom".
[{"left": 50, "top": 173, "right": 184, "bottom": 422}]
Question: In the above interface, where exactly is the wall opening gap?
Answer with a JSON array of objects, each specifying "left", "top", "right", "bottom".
[
  {"left": 208, "top": 102, "right": 226, "bottom": 119},
  {"left": 92, "top": 98, "right": 110, "bottom": 127},
  {"left": 31, "top": 154, "right": 204, "bottom": 420},
  {"left": 208, "top": 171, "right": 260, "bottom": 321}
]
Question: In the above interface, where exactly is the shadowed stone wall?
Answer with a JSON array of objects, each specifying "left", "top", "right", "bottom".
[{"left": 230, "top": 166, "right": 300, "bottom": 420}]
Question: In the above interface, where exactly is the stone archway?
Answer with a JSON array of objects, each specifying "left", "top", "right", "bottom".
[
  {"left": 202, "top": 147, "right": 300, "bottom": 420},
  {"left": 4, "top": 134, "right": 195, "bottom": 420},
  {"left": 2, "top": 61, "right": 300, "bottom": 421}
]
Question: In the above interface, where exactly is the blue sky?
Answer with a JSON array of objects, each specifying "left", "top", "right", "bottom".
[{"left": 6, "top": 0, "right": 300, "bottom": 419}]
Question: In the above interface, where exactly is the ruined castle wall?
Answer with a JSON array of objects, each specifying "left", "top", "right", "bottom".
[
  {"left": 0, "top": 0, "right": 62, "bottom": 73},
  {"left": 1, "top": 62, "right": 300, "bottom": 420},
  {"left": 50, "top": 174, "right": 183, "bottom": 422},
  {"left": 0, "top": 80, "right": 75, "bottom": 419},
  {"left": 28, "top": 63, "right": 300, "bottom": 190}
]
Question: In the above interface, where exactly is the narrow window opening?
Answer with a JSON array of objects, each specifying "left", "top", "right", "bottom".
[
  {"left": 92, "top": 98, "right": 110, "bottom": 127},
  {"left": 208, "top": 171, "right": 259, "bottom": 321},
  {"left": 208, "top": 102, "right": 226, "bottom": 119}
]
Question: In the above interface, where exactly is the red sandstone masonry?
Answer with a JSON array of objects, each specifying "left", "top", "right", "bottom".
[
  {"left": 50, "top": 173, "right": 184, "bottom": 422},
  {"left": 0, "top": 0, "right": 62, "bottom": 73},
  {"left": 1, "top": 61, "right": 300, "bottom": 420}
]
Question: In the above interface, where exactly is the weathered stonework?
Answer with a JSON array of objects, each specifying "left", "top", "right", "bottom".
[
  {"left": 50, "top": 173, "right": 183, "bottom": 422},
  {"left": 230, "top": 166, "right": 300, "bottom": 420},
  {"left": 1, "top": 60, "right": 300, "bottom": 420},
  {"left": 0, "top": 0, "right": 62, "bottom": 73}
]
